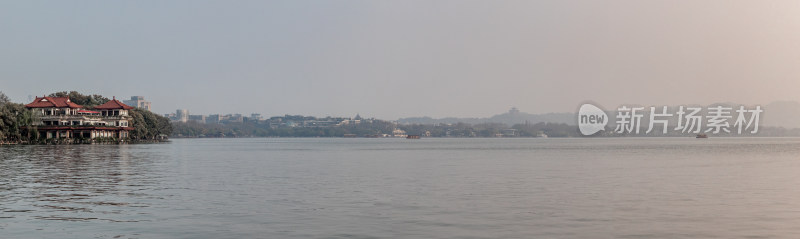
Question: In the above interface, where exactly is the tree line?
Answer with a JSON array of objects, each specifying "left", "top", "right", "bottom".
[
  {"left": 0, "top": 93, "right": 39, "bottom": 142},
  {"left": 171, "top": 119, "right": 579, "bottom": 138}
]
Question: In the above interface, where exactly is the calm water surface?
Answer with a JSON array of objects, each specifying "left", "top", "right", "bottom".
[{"left": 2, "top": 138, "right": 800, "bottom": 238}]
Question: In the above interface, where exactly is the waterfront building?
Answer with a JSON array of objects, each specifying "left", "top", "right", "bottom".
[
  {"left": 25, "top": 96, "right": 133, "bottom": 139},
  {"left": 501, "top": 129, "right": 518, "bottom": 137},
  {"left": 392, "top": 129, "right": 408, "bottom": 138}
]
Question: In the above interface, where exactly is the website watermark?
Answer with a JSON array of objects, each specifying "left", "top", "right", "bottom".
[
  {"left": 578, "top": 103, "right": 608, "bottom": 135},
  {"left": 578, "top": 103, "right": 763, "bottom": 136}
]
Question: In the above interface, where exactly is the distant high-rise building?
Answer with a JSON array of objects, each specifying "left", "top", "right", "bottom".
[
  {"left": 176, "top": 109, "right": 189, "bottom": 123},
  {"left": 228, "top": 114, "right": 244, "bottom": 123},
  {"left": 188, "top": 115, "right": 206, "bottom": 123},
  {"left": 123, "top": 96, "right": 152, "bottom": 111},
  {"left": 206, "top": 114, "right": 222, "bottom": 124}
]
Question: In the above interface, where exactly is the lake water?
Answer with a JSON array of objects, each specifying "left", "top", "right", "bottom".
[{"left": 2, "top": 138, "right": 800, "bottom": 238}]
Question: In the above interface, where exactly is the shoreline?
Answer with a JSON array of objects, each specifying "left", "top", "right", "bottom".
[{"left": 0, "top": 139, "right": 170, "bottom": 145}]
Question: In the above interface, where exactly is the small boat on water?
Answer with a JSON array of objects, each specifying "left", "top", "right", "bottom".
[
  {"left": 406, "top": 135, "right": 420, "bottom": 139},
  {"left": 696, "top": 133, "right": 708, "bottom": 138}
]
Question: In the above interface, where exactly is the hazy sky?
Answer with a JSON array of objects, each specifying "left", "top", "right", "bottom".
[{"left": 2, "top": 0, "right": 800, "bottom": 119}]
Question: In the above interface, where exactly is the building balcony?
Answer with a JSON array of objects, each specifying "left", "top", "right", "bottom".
[
  {"left": 32, "top": 125, "right": 134, "bottom": 130},
  {"left": 40, "top": 115, "right": 101, "bottom": 121},
  {"left": 101, "top": 116, "right": 131, "bottom": 120}
]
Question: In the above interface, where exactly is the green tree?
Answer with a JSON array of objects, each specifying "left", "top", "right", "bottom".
[
  {"left": 0, "top": 102, "right": 29, "bottom": 141},
  {"left": 48, "top": 91, "right": 110, "bottom": 107},
  {"left": 0, "top": 91, "right": 9, "bottom": 105},
  {"left": 129, "top": 108, "right": 172, "bottom": 140}
]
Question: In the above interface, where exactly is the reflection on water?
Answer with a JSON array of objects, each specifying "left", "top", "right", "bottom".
[
  {"left": 2, "top": 138, "right": 800, "bottom": 238},
  {"left": 0, "top": 144, "right": 165, "bottom": 238}
]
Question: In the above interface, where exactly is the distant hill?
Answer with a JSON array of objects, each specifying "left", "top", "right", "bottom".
[
  {"left": 398, "top": 108, "right": 576, "bottom": 126},
  {"left": 763, "top": 101, "right": 800, "bottom": 129},
  {"left": 398, "top": 102, "right": 800, "bottom": 129}
]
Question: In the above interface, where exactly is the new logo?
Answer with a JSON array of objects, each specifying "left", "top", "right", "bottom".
[{"left": 578, "top": 103, "right": 608, "bottom": 136}]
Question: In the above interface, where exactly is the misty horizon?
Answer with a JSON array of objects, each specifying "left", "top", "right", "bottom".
[
  {"left": 3, "top": 1, "right": 800, "bottom": 119},
  {"left": 8, "top": 93, "right": 800, "bottom": 126}
]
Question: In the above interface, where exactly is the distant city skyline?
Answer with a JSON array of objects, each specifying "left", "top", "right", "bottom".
[{"left": 3, "top": 1, "right": 800, "bottom": 119}]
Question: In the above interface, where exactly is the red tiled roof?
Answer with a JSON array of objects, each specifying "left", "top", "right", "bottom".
[
  {"left": 94, "top": 99, "right": 134, "bottom": 110},
  {"left": 24, "top": 97, "right": 83, "bottom": 109}
]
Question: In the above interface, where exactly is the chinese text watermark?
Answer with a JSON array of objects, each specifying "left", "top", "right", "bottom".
[{"left": 578, "top": 103, "right": 763, "bottom": 136}]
